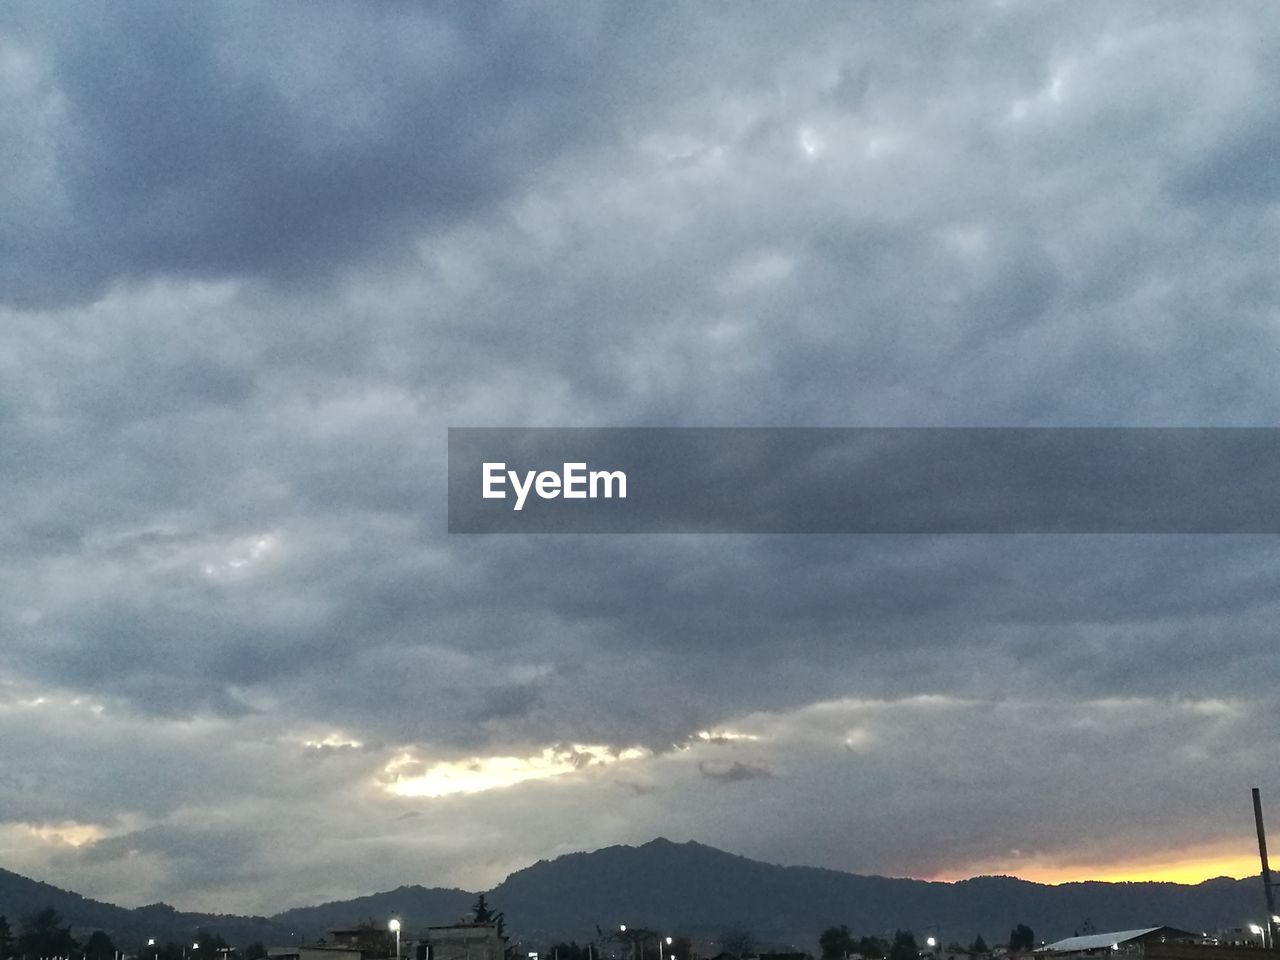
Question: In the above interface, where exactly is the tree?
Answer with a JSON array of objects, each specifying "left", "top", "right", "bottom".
[
  {"left": 242, "top": 945, "right": 268, "bottom": 960},
  {"left": 84, "top": 932, "right": 117, "bottom": 960},
  {"left": 471, "top": 896, "right": 507, "bottom": 942},
  {"left": 17, "top": 908, "right": 79, "bottom": 960},
  {"left": 668, "top": 936, "right": 693, "bottom": 960},
  {"left": 719, "top": 930, "right": 756, "bottom": 959},
  {"left": 193, "top": 930, "right": 230, "bottom": 960},
  {"left": 0, "top": 916, "right": 14, "bottom": 960},
  {"left": 888, "top": 931, "right": 918, "bottom": 960},
  {"left": 820, "top": 926, "right": 854, "bottom": 960},
  {"left": 1008, "top": 926, "right": 1034, "bottom": 953},
  {"left": 545, "top": 943, "right": 593, "bottom": 960},
  {"left": 855, "top": 937, "right": 889, "bottom": 960},
  {"left": 969, "top": 938, "right": 988, "bottom": 956}
]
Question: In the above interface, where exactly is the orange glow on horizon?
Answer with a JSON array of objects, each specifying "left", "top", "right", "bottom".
[{"left": 931, "top": 849, "right": 1260, "bottom": 886}]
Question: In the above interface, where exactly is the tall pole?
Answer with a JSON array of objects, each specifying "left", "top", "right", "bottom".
[{"left": 1253, "top": 788, "right": 1278, "bottom": 949}]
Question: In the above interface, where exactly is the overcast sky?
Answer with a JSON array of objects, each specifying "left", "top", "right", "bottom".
[{"left": 3, "top": 0, "right": 1280, "bottom": 916}]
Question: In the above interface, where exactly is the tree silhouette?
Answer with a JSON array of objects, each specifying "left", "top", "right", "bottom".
[
  {"left": 969, "top": 937, "right": 988, "bottom": 955},
  {"left": 888, "top": 931, "right": 918, "bottom": 960},
  {"left": 193, "top": 930, "right": 230, "bottom": 960},
  {"left": 17, "top": 908, "right": 79, "bottom": 960},
  {"left": 1008, "top": 927, "right": 1034, "bottom": 953},
  {"left": 473, "top": 895, "right": 495, "bottom": 923},
  {"left": 0, "top": 916, "right": 14, "bottom": 960},
  {"left": 84, "top": 932, "right": 117, "bottom": 960},
  {"left": 819, "top": 926, "right": 854, "bottom": 960},
  {"left": 719, "top": 930, "right": 755, "bottom": 959},
  {"left": 544, "top": 943, "right": 595, "bottom": 960}
]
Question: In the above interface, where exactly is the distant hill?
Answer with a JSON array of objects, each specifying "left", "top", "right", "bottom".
[
  {"left": 487, "top": 838, "right": 1263, "bottom": 946},
  {"left": 0, "top": 865, "right": 284, "bottom": 946},
  {"left": 271, "top": 886, "right": 476, "bottom": 939},
  {"left": 0, "top": 839, "right": 1267, "bottom": 951},
  {"left": 0, "top": 865, "right": 141, "bottom": 937}
]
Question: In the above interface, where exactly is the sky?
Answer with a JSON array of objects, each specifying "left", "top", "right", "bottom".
[{"left": 2, "top": 0, "right": 1280, "bottom": 916}]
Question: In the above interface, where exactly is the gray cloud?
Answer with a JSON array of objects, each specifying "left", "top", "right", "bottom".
[
  {"left": 0, "top": 0, "right": 1279, "bottom": 914},
  {"left": 0, "top": 2, "right": 633, "bottom": 308}
]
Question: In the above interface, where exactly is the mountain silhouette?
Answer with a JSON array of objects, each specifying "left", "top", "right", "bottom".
[{"left": 0, "top": 838, "right": 1266, "bottom": 950}]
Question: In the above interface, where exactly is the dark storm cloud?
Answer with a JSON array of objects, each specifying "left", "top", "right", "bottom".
[
  {"left": 71, "top": 824, "right": 260, "bottom": 877},
  {"left": 697, "top": 761, "right": 773, "bottom": 783},
  {"left": 0, "top": 1, "right": 684, "bottom": 308}
]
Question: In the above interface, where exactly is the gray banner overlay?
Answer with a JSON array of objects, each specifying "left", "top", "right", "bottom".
[{"left": 448, "top": 428, "right": 1280, "bottom": 533}]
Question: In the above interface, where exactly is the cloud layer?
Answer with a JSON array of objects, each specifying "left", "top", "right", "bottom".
[{"left": 2, "top": 0, "right": 1280, "bottom": 915}]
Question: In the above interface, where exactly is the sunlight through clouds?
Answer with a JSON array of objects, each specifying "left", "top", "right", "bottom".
[{"left": 384, "top": 744, "right": 651, "bottom": 798}]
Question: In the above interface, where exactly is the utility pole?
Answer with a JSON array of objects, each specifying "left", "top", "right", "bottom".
[{"left": 1253, "top": 788, "right": 1278, "bottom": 949}]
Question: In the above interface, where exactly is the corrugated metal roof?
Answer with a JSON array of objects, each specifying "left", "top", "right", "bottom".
[{"left": 1039, "top": 929, "right": 1163, "bottom": 953}]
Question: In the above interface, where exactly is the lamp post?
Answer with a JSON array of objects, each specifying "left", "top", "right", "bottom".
[{"left": 390, "top": 918, "right": 402, "bottom": 960}]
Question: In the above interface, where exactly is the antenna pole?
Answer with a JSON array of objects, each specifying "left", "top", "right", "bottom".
[{"left": 1253, "top": 787, "right": 1277, "bottom": 949}]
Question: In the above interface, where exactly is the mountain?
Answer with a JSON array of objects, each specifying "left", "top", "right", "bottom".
[
  {"left": 487, "top": 839, "right": 1263, "bottom": 946},
  {"left": 0, "top": 866, "right": 284, "bottom": 946},
  {"left": 0, "top": 865, "right": 141, "bottom": 936},
  {"left": 271, "top": 886, "right": 476, "bottom": 938},
  {"left": 0, "top": 839, "right": 1269, "bottom": 951}
]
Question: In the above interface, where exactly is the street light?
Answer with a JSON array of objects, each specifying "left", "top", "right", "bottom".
[{"left": 389, "top": 918, "right": 401, "bottom": 960}]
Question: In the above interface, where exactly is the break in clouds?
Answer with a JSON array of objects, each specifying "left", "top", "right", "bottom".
[{"left": 2, "top": 0, "right": 1280, "bottom": 914}]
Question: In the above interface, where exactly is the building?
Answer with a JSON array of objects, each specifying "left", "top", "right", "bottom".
[
  {"left": 268, "top": 947, "right": 364, "bottom": 960},
  {"left": 330, "top": 929, "right": 397, "bottom": 957},
  {"left": 269, "top": 925, "right": 393, "bottom": 960},
  {"left": 415, "top": 922, "right": 507, "bottom": 960},
  {"left": 1038, "top": 929, "right": 1198, "bottom": 959}
]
